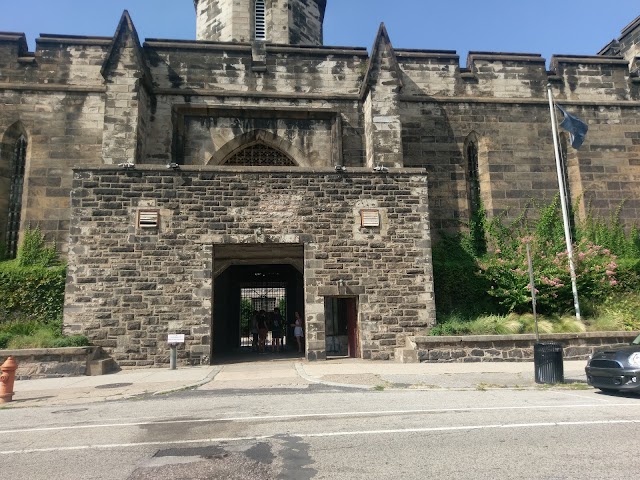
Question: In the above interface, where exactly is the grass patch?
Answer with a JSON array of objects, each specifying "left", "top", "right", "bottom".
[
  {"left": 431, "top": 295, "right": 640, "bottom": 336},
  {"left": 0, "top": 319, "right": 89, "bottom": 350},
  {"left": 476, "top": 383, "right": 508, "bottom": 391},
  {"left": 536, "top": 382, "right": 590, "bottom": 390}
]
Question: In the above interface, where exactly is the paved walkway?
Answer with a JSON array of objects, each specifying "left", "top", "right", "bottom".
[{"left": 2, "top": 358, "right": 589, "bottom": 409}]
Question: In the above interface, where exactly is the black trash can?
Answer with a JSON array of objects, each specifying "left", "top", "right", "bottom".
[{"left": 534, "top": 342, "right": 564, "bottom": 384}]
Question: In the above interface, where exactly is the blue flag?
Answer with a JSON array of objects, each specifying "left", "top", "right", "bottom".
[{"left": 557, "top": 105, "right": 588, "bottom": 149}]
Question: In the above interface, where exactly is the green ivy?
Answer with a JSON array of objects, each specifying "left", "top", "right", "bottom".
[
  {"left": 433, "top": 196, "right": 640, "bottom": 323},
  {"left": 0, "top": 264, "right": 66, "bottom": 324},
  {"left": 17, "top": 226, "right": 59, "bottom": 267}
]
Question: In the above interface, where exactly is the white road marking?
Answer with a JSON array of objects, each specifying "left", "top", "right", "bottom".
[
  {"left": 1, "top": 402, "right": 638, "bottom": 435},
  {"left": 2, "top": 419, "right": 639, "bottom": 455}
]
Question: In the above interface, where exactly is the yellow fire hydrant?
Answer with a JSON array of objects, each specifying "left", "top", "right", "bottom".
[{"left": 0, "top": 356, "right": 18, "bottom": 403}]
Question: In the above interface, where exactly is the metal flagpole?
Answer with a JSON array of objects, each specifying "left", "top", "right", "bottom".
[{"left": 546, "top": 84, "right": 581, "bottom": 320}]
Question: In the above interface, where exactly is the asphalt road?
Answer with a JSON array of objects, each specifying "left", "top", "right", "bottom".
[{"left": 2, "top": 385, "right": 639, "bottom": 479}]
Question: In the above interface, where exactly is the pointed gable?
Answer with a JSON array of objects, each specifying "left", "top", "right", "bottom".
[
  {"left": 360, "top": 23, "right": 404, "bottom": 98},
  {"left": 101, "top": 10, "right": 152, "bottom": 91}
]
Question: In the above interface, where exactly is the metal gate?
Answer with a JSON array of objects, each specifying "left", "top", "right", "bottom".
[{"left": 240, "top": 283, "right": 287, "bottom": 349}]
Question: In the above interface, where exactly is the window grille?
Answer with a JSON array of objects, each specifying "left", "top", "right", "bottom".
[
  {"left": 224, "top": 143, "right": 296, "bottom": 166},
  {"left": 6, "top": 135, "right": 26, "bottom": 258},
  {"left": 239, "top": 283, "right": 287, "bottom": 348},
  {"left": 466, "top": 138, "right": 486, "bottom": 253},
  {"left": 255, "top": 0, "right": 267, "bottom": 40},
  {"left": 466, "top": 141, "right": 480, "bottom": 215}
]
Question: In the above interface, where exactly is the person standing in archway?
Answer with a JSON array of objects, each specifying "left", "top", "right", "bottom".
[
  {"left": 257, "top": 310, "right": 269, "bottom": 354},
  {"left": 250, "top": 311, "right": 259, "bottom": 352},
  {"left": 271, "top": 308, "right": 284, "bottom": 353},
  {"left": 292, "top": 311, "right": 304, "bottom": 354}
]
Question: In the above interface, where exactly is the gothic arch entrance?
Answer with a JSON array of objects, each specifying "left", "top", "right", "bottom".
[{"left": 212, "top": 244, "right": 304, "bottom": 361}]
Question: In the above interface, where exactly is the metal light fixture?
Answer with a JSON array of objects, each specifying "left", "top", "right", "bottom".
[
  {"left": 334, "top": 165, "right": 347, "bottom": 173},
  {"left": 166, "top": 162, "right": 180, "bottom": 170},
  {"left": 373, "top": 165, "right": 389, "bottom": 173},
  {"left": 118, "top": 162, "right": 135, "bottom": 169}
]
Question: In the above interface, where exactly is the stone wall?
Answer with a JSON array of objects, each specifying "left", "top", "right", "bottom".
[
  {"left": 64, "top": 166, "right": 435, "bottom": 365},
  {"left": 405, "top": 332, "right": 638, "bottom": 363},
  {"left": 0, "top": 347, "right": 106, "bottom": 380},
  {"left": 396, "top": 51, "right": 640, "bottom": 228},
  {"left": 3, "top": 21, "right": 640, "bottom": 257},
  {"left": 0, "top": 34, "right": 109, "bottom": 250}
]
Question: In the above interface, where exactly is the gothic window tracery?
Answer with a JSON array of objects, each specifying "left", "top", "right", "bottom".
[
  {"left": 224, "top": 142, "right": 296, "bottom": 166},
  {"left": 6, "top": 135, "right": 26, "bottom": 258}
]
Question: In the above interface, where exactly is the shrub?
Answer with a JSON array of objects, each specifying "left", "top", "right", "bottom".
[
  {"left": 518, "top": 316, "right": 554, "bottom": 335},
  {"left": 480, "top": 198, "right": 621, "bottom": 315},
  {"left": 467, "top": 315, "right": 521, "bottom": 335},
  {"left": 552, "top": 316, "right": 587, "bottom": 333},
  {"left": 429, "top": 322, "right": 471, "bottom": 336},
  {"left": 0, "top": 264, "right": 66, "bottom": 324}
]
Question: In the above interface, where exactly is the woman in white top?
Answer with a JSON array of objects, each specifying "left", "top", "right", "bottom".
[{"left": 292, "top": 311, "right": 304, "bottom": 353}]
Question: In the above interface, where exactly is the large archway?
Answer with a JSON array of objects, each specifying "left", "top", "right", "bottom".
[{"left": 212, "top": 244, "right": 304, "bottom": 361}]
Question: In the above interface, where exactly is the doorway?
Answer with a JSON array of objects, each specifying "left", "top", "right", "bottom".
[
  {"left": 324, "top": 297, "right": 359, "bottom": 358},
  {"left": 211, "top": 244, "right": 304, "bottom": 361}
]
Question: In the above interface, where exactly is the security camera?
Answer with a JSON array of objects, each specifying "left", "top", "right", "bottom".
[
  {"left": 334, "top": 165, "right": 347, "bottom": 173},
  {"left": 118, "top": 162, "right": 135, "bottom": 169},
  {"left": 373, "top": 165, "right": 389, "bottom": 173},
  {"left": 166, "top": 162, "right": 180, "bottom": 170}
]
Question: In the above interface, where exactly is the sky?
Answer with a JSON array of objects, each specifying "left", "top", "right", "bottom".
[{"left": 0, "top": 1, "right": 638, "bottom": 66}]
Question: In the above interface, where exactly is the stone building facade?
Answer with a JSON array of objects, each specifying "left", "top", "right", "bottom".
[{"left": 1, "top": 2, "right": 639, "bottom": 365}]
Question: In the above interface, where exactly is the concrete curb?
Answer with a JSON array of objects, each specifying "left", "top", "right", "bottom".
[
  {"left": 153, "top": 366, "right": 223, "bottom": 396},
  {"left": 295, "top": 362, "right": 373, "bottom": 390}
]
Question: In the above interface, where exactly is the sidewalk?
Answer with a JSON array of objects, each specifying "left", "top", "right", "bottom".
[{"left": 1, "top": 359, "right": 589, "bottom": 409}]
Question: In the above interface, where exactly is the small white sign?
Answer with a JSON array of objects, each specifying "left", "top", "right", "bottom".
[{"left": 168, "top": 334, "right": 185, "bottom": 344}]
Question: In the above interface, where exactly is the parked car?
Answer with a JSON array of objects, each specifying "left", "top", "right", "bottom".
[{"left": 585, "top": 334, "right": 640, "bottom": 394}]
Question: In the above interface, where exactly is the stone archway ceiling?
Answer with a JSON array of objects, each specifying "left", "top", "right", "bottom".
[
  {"left": 213, "top": 244, "right": 305, "bottom": 278},
  {"left": 224, "top": 143, "right": 296, "bottom": 166}
]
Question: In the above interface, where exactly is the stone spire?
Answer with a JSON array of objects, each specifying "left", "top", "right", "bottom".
[{"left": 194, "top": 0, "right": 326, "bottom": 45}]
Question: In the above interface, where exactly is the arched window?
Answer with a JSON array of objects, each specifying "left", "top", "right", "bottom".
[
  {"left": 254, "top": 0, "right": 267, "bottom": 41},
  {"left": 466, "top": 139, "right": 480, "bottom": 216},
  {"left": 465, "top": 134, "right": 486, "bottom": 255},
  {"left": 224, "top": 142, "right": 296, "bottom": 166},
  {"left": 6, "top": 135, "right": 27, "bottom": 258}
]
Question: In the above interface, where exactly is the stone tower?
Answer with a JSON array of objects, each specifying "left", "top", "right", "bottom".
[{"left": 194, "top": 0, "right": 326, "bottom": 45}]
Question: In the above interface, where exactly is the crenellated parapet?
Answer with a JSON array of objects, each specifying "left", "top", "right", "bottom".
[
  {"left": 395, "top": 48, "right": 640, "bottom": 103},
  {"left": 0, "top": 32, "right": 111, "bottom": 90},
  {"left": 549, "top": 55, "right": 637, "bottom": 102},
  {"left": 599, "top": 15, "right": 640, "bottom": 71}
]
